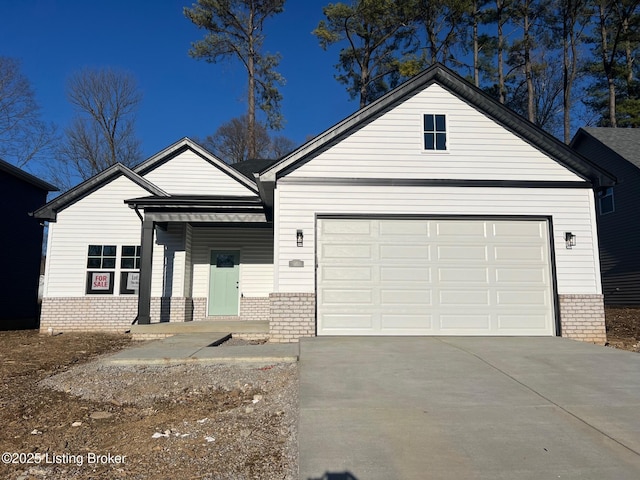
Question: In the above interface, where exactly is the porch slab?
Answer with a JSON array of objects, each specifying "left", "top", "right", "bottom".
[
  {"left": 129, "top": 320, "right": 269, "bottom": 335},
  {"left": 102, "top": 333, "right": 298, "bottom": 365}
]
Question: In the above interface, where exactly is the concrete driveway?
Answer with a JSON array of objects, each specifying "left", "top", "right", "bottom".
[{"left": 298, "top": 337, "right": 640, "bottom": 480}]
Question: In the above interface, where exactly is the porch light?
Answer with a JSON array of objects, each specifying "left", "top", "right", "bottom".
[
  {"left": 565, "top": 232, "right": 576, "bottom": 249},
  {"left": 297, "top": 230, "right": 304, "bottom": 247}
]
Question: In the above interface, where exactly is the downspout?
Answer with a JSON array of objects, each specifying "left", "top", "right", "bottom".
[{"left": 131, "top": 204, "right": 143, "bottom": 325}]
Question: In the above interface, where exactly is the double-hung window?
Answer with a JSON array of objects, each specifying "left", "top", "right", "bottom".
[
  {"left": 120, "top": 246, "right": 141, "bottom": 294},
  {"left": 423, "top": 114, "right": 447, "bottom": 151},
  {"left": 598, "top": 187, "right": 614, "bottom": 215},
  {"left": 86, "top": 245, "right": 116, "bottom": 294}
]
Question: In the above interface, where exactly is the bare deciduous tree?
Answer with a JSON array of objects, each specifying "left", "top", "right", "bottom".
[
  {"left": 57, "top": 68, "right": 142, "bottom": 186},
  {"left": 200, "top": 115, "right": 296, "bottom": 163},
  {"left": 0, "top": 57, "right": 56, "bottom": 167}
]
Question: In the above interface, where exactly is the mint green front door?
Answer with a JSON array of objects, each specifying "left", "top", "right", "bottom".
[{"left": 208, "top": 251, "right": 240, "bottom": 316}]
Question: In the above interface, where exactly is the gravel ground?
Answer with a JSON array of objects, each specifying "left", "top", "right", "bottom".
[
  {"left": 1, "top": 331, "right": 298, "bottom": 480},
  {"left": 39, "top": 361, "right": 298, "bottom": 480}
]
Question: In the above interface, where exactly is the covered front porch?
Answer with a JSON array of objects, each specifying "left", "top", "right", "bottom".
[{"left": 125, "top": 195, "right": 274, "bottom": 327}]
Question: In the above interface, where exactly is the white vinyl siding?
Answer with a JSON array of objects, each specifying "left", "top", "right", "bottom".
[
  {"left": 44, "top": 176, "right": 148, "bottom": 297},
  {"left": 151, "top": 224, "right": 186, "bottom": 297},
  {"left": 274, "top": 184, "right": 601, "bottom": 296},
  {"left": 288, "top": 84, "right": 583, "bottom": 182},
  {"left": 190, "top": 227, "right": 273, "bottom": 299},
  {"left": 141, "top": 149, "right": 255, "bottom": 196}
]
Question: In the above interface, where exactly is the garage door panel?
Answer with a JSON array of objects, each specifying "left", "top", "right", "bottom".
[
  {"left": 317, "top": 218, "right": 555, "bottom": 336},
  {"left": 380, "top": 244, "right": 430, "bottom": 260},
  {"left": 439, "top": 315, "right": 491, "bottom": 330},
  {"left": 494, "top": 245, "right": 544, "bottom": 262},
  {"left": 381, "top": 314, "right": 432, "bottom": 330},
  {"left": 322, "top": 244, "right": 371, "bottom": 259},
  {"left": 323, "top": 314, "right": 373, "bottom": 330},
  {"left": 379, "top": 220, "right": 429, "bottom": 236},
  {"left": 323, "top": 289, "right": 372, "bottom": 304},
  {"left": 436, "top": 221, "right": 487, "bottom": 238},
  {"left": 381, "top": 266, "right": 431, "bottom": 282},
  {"left": 437, "top": 245, "right": 487, "bottom": 261},
  {"left": 440, "top": 290, "right": 490, "bottom": 306},
  {"left": 381, "top": 289, "right": 432, "bottom": 305},
  {"left": 322, "top": 220, "right": 371, "bottom": 235},
  {"left": 321, "top": 266, "right": 373, "bottom": 281},
  {"left": 492, "top": 221, "right": 543, "bottom": 238},
  {"left": 495, "top": 267, "right": 546, "bottom": 283},
  {"left": 438, "top": 267, "right": 488, "bottom": 283},
  {"left": 498, "top": 314, "right": 548, "bottom": 329},
  {"left": 496, "top": 290, "right": 548, "bottom": 306}
]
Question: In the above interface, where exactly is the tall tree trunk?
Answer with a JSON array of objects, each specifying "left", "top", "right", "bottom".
[
  {"left": 524, "top": 0, "right": 535, "bottom": 122},
  {"left": 623, "top": 16, "right": 634, "bottom": 89},
  {"left": 599, "top": 2, "right": 617, "bottom": 127},
  {"left": 247, "top": 8, "right": 257, "bottom": 159},
  {"left": 473, "top": 0, "right": 480, "bottom": 87},
  {"left": 497, "top": 0, "right": 505, "bottom": 104},
  {"left": 563, "top": 4, "right": 571, "bottom": 143}
]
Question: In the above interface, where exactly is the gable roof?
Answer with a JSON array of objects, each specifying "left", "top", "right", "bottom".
[
  {"left": 134, "top": 137, "right": 259, "bottom": 194},
  {"left": 0, "top": 158, "right": 58, "bottom": 192},
  {"left": 259, "top": 63, "right": 616, "bottom": 188},
  {"left": 34, "top": 163, "right": 168, "bottom": 221},
  {"left": 572, "top": 127, "right": 640, "bottom": 170}
]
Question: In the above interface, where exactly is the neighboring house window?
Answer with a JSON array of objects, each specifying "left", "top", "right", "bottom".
[
  {"left": 423, "top": 114, "right": 447, "bottom": 151},
  {"left": 120, "top": 245, "right": 141, "bottom": 295},
  {"left": 86, "top": 245, "right": 116, "bottom": 294},
  {"left": 598, "top": 187, "right": 615, "bottom": 215}
]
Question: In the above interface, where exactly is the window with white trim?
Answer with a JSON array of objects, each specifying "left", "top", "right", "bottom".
[
  {"left": 598, "top": 187, "right": 614, "bottom": 215},
  {"left": 423, "top": 114, "right": 447, "bottom": 151}
]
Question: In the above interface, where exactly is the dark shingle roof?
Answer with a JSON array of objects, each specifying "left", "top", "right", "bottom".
[
  {"left": 230, "top": 159, "right": 279, "bottom": 179},
  {"left": 581, "top": 127, "right": 640, "bottom": 170}
]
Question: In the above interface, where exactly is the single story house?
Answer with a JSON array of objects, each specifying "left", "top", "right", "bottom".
[
  {"left": 571, "top": 127, "right": 640, "bottom": 305},
  {"left": 0, "top": 159, "right": 57, "bottom": 329},
  {"left": 35, "top": 64, "right": 615, "bottom": 343}
]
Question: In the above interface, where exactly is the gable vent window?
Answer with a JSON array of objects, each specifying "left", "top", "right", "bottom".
[
  {"left": 598, "top": 187, "right": 614, "bottom": 215},
  {"left": 423, "top": 114, "right": 447, "bottom": 151}
]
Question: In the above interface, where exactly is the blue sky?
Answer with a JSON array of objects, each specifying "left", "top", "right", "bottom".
[{"left": 0, "top": 0, "right": 357, "bottom": 166}]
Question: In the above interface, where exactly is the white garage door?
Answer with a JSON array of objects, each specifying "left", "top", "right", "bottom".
[{"left": 317, "top": 218, "right": 555, "bottom": 336}]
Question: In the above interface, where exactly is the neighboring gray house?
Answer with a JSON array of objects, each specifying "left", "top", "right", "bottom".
[
  {"left": 0, "top": 159, "right": 57, "bottom": 329},
  {"left": 571, "top": 127, "right": 640, "bottom": 305},
  {"left": 35, "top": 64, "right": 615, "bottom": 343}
]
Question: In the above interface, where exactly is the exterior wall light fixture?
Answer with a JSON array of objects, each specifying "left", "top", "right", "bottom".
[
  {"left": 565, "top": 232, "right": 576, "bottom": 249},
  {"left": 296, "top": 230, "right": 303, "bottom": 247}
]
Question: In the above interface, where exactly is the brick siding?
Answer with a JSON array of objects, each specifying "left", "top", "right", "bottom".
[
  {"left": 269, "top": 293, "right": 315, "bottom": 343},
  {"left": 559, "top": 294, "right": 606, "bottom": 344},
  {"left": 193, "top": 296, "right": 270, "bottom": 322},
  {"left": 40, "top": 296, "right": 191, "bottom": 333}
]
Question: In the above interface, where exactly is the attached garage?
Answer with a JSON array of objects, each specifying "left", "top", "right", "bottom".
[
  {"left": 317, "top": 217, "right": 556, "bottom": 336},
  {"left": 260, "top": 64, "right": 615, "bottom": 344}
]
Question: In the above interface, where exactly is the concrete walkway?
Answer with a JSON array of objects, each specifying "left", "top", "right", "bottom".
[
  {"left": 102, "top": 333, "right": 299, "bottom": 365},
  {"left": 298, "top": 337, "right": 640, "bottom": 480}
]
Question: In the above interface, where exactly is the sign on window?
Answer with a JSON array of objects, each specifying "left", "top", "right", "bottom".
[{"left": 86, "top": 271, "right": 114, "bottom": 294}]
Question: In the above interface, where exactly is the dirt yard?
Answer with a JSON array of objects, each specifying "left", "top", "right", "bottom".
[
  {"left": 0, "top": 308, "right": 638, "bottom": 479},
  {"left": 0, "top": 331, "right": 297, "bottom": 480},
  {"left": 605, "top": 307, "right": 640, "bottom": 352}
]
